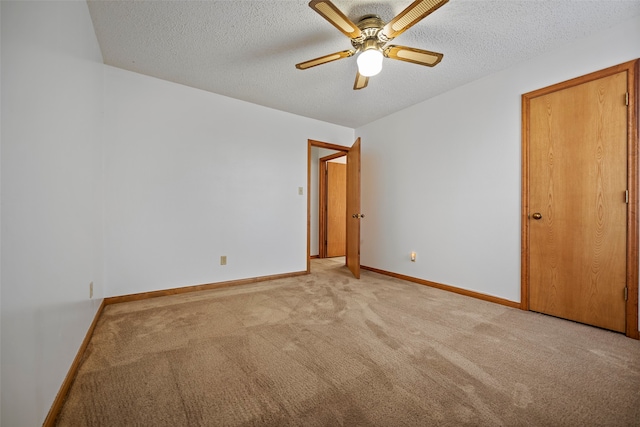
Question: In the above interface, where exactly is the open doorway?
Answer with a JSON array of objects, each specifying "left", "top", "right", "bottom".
[{"left": 307, "top": 140, "right": 349, "bottom": 273}]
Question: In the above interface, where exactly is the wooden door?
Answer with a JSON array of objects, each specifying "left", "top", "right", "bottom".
[
  {"left": 346, "top": 138, "right": 361, "bottom": 279},
  {"left": 326, "top": 162, "right": 346, "bottom": 257},
  {"left": 526, "top": 71, "right": 628, "bottom": 332}
]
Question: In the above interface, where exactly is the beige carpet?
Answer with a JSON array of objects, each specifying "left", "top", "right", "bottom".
[{"left": 57, "top": 258, "right": 640, "bottom": 426}]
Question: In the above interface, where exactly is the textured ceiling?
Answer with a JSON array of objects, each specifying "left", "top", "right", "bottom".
[{"left": 87, "top": 0, "right": 640, "bottom": 128}]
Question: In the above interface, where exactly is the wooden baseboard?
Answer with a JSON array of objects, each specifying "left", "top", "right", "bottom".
[
  {"left": 43, "top": 300, "right": 106, "bottom": 427},
  {"left": 104, "top": 270, "right": 308, "bottom": 305},
  {"left": 361, "top": 266, "right": 521, "bottom": 309}
]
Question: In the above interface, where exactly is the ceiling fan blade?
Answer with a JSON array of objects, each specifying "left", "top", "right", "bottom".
[
  {"left": 309, "top": 0, "right": 362, "bottom": 39},
  {"left": 384, "top": 45, "right": 443, "bottom": 67},
  {"left": 296, "top": 50, "right": 355, "bottom": 70},
  {"left": 353, "top": 72, "right": 369, "bottom": 90},
  {"left": 382, "top": 0, "right": 449, "bottom": 40}
]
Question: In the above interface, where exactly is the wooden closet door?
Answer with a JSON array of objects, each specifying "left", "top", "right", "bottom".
[{"left": 527, "top": 71, "right": 628, "bottom": 332}]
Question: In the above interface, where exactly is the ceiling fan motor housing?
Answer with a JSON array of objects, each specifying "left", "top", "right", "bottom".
[{"left": 351, "top": 15, "right": 388, "bottom": 53}]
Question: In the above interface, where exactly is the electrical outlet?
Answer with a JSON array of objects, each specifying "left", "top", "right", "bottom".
[
  {"left": 89, "top": 281, "right": 94, "bottom": 298},
  {"left": 298, "top": 187, "right": 304, "bottom": 195},
  {"left": 220, "top": 256, "right": 227, "bottom": 266},
  {"left": 411, "top": 252, "right": 416, "bottom": 262}
]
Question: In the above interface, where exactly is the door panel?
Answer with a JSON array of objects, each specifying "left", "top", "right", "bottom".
[
  {"left": 528, "top": 71, "right": 627, "bottom": 332},
  {"left": 326, "top": 162, "right": 347, "bottom": 257},
  {"left": 346, "top": 138, "right": 361, "bottom": 279}
]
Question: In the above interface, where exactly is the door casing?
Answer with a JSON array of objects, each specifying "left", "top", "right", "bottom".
[{"left": 521, "top": 59, "right": 639, "bottom": 339}]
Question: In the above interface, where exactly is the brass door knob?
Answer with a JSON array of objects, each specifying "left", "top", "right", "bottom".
[
  {"left": 532, "top": 213, "right": 542, "bottom": 220},
  {"left": 352, "top": 214, "right": 365, "bottom": 219}
]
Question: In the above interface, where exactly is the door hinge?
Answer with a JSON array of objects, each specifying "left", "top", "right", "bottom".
[
  {"left": 624, "top": 287, "right": 628, "bottom": 301},
  {"left": 625, "top": 92, "right": 629, "bottom": 106},
  {"left": 625, "top": 190, "right": 629, "bottom": 204}
]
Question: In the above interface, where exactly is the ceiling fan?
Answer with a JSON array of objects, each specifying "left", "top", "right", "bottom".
[{"left": 295, "top": 0, "right": 449, "bottom": 90}]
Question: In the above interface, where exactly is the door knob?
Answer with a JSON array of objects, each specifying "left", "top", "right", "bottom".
[
  {"left": 532, "top": 213, "right": 542, "bottom": 220},
  {"left": 352, "top": 214, "right": 365, "bottom": 219}
]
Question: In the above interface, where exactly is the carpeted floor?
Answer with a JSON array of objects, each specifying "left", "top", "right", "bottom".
[{"left": 57, "top": 258, "right": 640, "bottom": 426}]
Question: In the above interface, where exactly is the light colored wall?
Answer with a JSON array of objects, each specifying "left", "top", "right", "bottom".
[
  {"left": 358, "top": 15, "right": 640, "bottom": 309},
  {"left": 0, "top": 1, "right": 105, "bottom": 425},
  {"left": 104, "top": 67, "right": 353, "bottom": 297}
]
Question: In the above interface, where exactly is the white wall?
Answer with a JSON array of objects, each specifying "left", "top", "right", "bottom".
[
  {"left": 0, "top": 1, "right": 105, "bottom": 425},
  {"left": 104, "top": 67, "right": 353, "bottom": 297},
  {"left": 358, "top": 16, "right": 640, "bottom": 306}
]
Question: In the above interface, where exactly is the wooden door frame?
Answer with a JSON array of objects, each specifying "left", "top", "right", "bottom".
[
  {"left": 521, "top": 59, "right": 639, "bottom": 339},
  {"left": 307, "top": 139, "right": 350, "bottom": 273},
  {"left": 319, "top": 152, "right": 348, "bottom": 258}
]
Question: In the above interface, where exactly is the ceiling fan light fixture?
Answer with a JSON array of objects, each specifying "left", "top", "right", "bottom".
[
  {"left": 298, "top": 0, "right": 449, "bottom": 89},
  {"left": 357, "top": 48, "right": 383, "bottom": 77}
]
